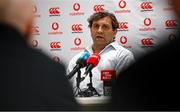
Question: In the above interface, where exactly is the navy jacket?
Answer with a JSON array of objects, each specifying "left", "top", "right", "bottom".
[
  {"left": 0, "top": 23, "right": 79, "bottom": 110},
  {"left": 111, "top": 33, "right": 180, "bottom": 111}
]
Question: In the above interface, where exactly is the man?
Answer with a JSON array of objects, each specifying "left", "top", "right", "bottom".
[
  {"left": 0, "top": 0, "right": 78, "bottom": 110},
  {"left": 67, "top": 11, "right": 135, "bottom": 97},
  {"left": 110, "top": 0, "right": 180, "bottom": 110}
]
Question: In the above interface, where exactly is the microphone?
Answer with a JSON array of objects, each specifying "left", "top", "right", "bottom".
[
  {"left": 101, "top": 70, "right": 116, "bottom": 96},
  {"left": 67, "top": 51, "right": 90, "bottom": 79},
  {"left": 81, "top": 53, "right": 100, "bottom": 80}
]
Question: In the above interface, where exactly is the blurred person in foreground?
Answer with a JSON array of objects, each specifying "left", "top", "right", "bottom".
[
  {"left": 67, "top": 11, "right": 135, "bottom": 97},
  {"left": 110, "top": 0, "right": 180, "bottom": 110},
  {"left": 0, "top": 0, "right": 78, "bottom": 110}
]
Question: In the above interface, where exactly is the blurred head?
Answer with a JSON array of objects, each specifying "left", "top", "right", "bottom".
[
  {"left": 171, "top": 0, "right": 180, "bottom": 17},
  {"left": 0, "top": 0, "right": 34, "bottom": 39},
  {"left": 87, "top": 11, "right": 119, "bottom": 50}
]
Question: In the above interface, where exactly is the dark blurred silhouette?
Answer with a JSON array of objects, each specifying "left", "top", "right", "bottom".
[
  {"left": 110, "top": 0, "right": 180, "bottom": 110},
  {"left": 0, "top": 0, "right": 78, "bottom": 110}
]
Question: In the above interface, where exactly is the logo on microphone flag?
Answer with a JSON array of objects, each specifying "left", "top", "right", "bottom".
[{"left": 101, "top": 70, "right": 116, "bottom": 81}]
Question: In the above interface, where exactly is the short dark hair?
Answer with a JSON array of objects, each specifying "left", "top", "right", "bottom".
[{"left": 87, "top": 11, "right": 119, "bottom": 30}]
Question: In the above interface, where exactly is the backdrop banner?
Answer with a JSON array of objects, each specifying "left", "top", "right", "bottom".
[{"left": 31, "top": 0, "right": 178, "bottom": 67}]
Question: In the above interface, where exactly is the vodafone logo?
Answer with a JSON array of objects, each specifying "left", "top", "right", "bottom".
[
  {"left": 119, "top": 0, "right": 127, "bottom": 9},
  {"left": 119, "top": 22, "right": 128, "bottom": 29},
  {"left": 165, "top": 20, "right": 177, "bottom": 28},
  {"left": 74, "top": 38, "right": 81, "bottom": 46},
  {"left": 49, "top": 7, "right": 60, "bottom": 15},
  {"left": 33, "top": 5, "right": 40, "bottom": 17},
  {"left": 144, "top": 18, "right": 152, "bottom": 26},
  {"left": 48, "top": 22, "right": 63, "bottom": 35},
  {"left": 52, "top": 56, "right": 60, "bottom": 63},
  {"left": 168, "top": 0, "right": 173, "bottom": 6},
  {"left": 71, "top": 24, "right": 83, "bottom": 32},
  {"left": 31, "top": 40, "right": 38, "bottom": 48},
  {"left": 69, "top": 3, "right": 84, "bottom": 16},
  {"left": 169, "top": 34, "right": 177, "bottom": 41},
  {"left": 50, "top": 42, "right": 61, "bottom": 49},
  {"left": 94, "top": 5, "right": 104, "bottom": 12},
  {"left": 115, "top": 0, "right": 131, "bottom": 13},
  {"left": 141, "top": 2, "right": 153, "bottom": 10},
  {"left": 73, "top": 3, "right": 80, "bottom": 11},
  {"left": 139, "top": 18, "right": 155, "bottom": 31},
  {"left": 71, "top": 37, "right": 85, "bottom": 50},
  {"left": 33, "top": 5, "right": 37, "bottom": 13},
  {"left": 120, "top": 36, "right": 127, "bottom": 44},
  {"left": 141, "top": 38, "right": 154, "bottom": 46},
  {"left": 52, "top": 22, "right": 59, "bottom": 31}
]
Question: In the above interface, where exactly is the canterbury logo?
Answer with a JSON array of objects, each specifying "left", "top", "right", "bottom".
[
  {"left": 71, "top": 24, "right": 83, "bottom": 32},
  {"left": 165, "top": 20, "right": 177, "bottom": 28},
  {"left": 50, "top": 42, "right": 61, "bottom": 49},
  {"left": 94, "top": 5, "right": 104, "bottom": 12},
  {"left": 119, "top": 0, "right": 127, "bottom": 9},
  {"left": 141, "top": 38, "right": 154, "bottom": 45},
  {"left": 119, "top": 22, "right": 128, "bottom": 29},
  {"left": 141, "top": 2, "right": 153, "bottom": 10},
  {"left": 73, "top": 3, "right": 80, "bottom": 11},
  {"left": 32, "top": 26, "right": 39, "bottom": 33},
  {"left": 49, "top": 7, "right": 60, "bottom": 15}
]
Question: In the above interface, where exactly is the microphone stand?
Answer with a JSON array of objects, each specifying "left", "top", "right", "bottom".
[
  {"left": 82, "top": 70, "right": 101, "bottom": 97},
  {"left": 74, "top": 70, "right": 83, "bottom": 97}
]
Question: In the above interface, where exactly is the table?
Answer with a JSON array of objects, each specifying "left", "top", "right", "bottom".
[{"left": 75, "top": 96, "right": 111, "bottom": 110}]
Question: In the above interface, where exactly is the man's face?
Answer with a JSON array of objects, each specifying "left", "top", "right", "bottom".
[{"left": 90, "top": 16, "right": 117, "bottom": 47}]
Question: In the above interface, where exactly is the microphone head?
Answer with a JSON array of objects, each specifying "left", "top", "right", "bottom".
[
  {"left": 87, "top": 53, "right": 100, "bottom": 67},
  {"left": 76, "top": 51, "right": 90, "bottom": 67}
]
